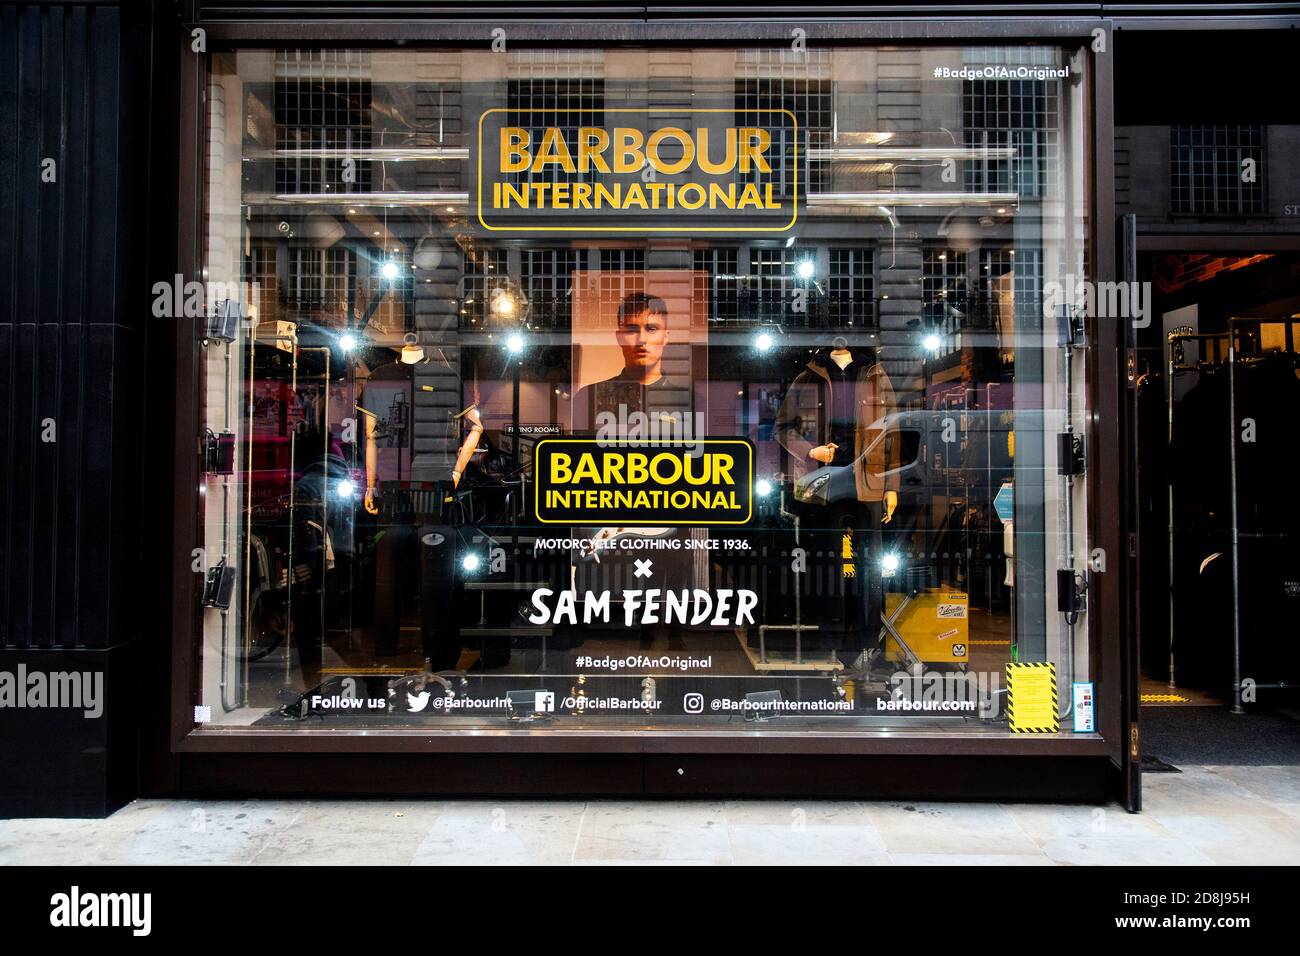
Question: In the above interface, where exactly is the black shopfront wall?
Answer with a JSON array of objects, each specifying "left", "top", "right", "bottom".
[{"left": 0, "top": 1, "right": 188, "bottom": 817}]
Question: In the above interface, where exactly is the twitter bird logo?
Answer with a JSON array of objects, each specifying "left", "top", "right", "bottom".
[{"left": 407, "top": 691, "right": 431, "bottom": 713}]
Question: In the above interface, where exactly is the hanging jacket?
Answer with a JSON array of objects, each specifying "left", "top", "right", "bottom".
[{"left": 775, "top": 351, "right": 899, "bottom": 501}]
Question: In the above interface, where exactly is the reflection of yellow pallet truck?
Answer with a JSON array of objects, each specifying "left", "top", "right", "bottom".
[{"left": 881, "top": 588, "right": 970, "bottom": 670}]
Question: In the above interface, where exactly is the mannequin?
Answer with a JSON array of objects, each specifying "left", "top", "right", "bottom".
[
  {"left": 365, "top": 392, "right": 479, "bottom": 664},
  {"left": 770, "top": 337, "right": 901, "bottom": 654},
  {"left": 779, "top": 337, "right": 899, "bottom": 523}
]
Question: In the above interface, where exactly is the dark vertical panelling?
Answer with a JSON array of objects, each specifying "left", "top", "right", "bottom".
[
  {"left": 56, "top": 5, "right": 92, "bottom": 650},
  {"left": 0, "top": 5, "right": 13, "bottom": 652},
  {"left": 0, "top": 4, "right": 141, "bottom": 653},
  {"left": 33, "top": 0, "right": 66, "bottom": 650},
  {"left": 0, "top": 2, "right": 162, "bottom": 816}
]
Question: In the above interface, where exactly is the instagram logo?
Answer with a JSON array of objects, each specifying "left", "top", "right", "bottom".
[{"left": 683, "top": 693, "right": 704, "bottom": 714}]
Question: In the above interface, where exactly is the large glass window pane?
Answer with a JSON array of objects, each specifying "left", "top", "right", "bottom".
[{"left": 196, "top": 43, "right": 1093, "bottom": 735}]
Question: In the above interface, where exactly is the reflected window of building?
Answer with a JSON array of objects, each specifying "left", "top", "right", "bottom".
[{"left": 1171, "top": 125, "right": 1266, "bottom": 215}]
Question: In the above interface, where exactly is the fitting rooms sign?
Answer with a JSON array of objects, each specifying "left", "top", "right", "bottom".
[{"left": 476, "top": 109, "right": 799, "bottom": 232}]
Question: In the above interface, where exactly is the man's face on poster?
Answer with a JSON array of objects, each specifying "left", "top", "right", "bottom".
[{"left": 615, "top": 307, "right": 668, "bottom": 371}]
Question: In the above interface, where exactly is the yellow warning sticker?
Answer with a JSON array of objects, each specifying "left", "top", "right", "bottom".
[
  {"left": 1140, "top": 693, "right": 1190, "bottom": 703},
  {"left": 1007, "top": 662, "right": 1059, "bottom": 733}
]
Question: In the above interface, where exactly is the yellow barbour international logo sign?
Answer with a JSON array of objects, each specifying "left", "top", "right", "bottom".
[
  {"left": 477, "top": 108, "right": 799, "bottom": 233},
  {"left": 534, "top": 438, "right": 754, "bottom": 526}
]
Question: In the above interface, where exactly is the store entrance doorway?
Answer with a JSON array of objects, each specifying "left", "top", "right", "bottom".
[{"left": 1132, "top": 248, "right": 1300, "bottom": 772}]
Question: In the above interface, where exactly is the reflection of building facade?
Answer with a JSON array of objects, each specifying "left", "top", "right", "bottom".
[{"left": 217, "top": 45, "right": 1076, "bottom": 468}]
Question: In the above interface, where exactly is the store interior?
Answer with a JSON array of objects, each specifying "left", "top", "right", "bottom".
[
  {"left": 1135, "top": 252, "right": 1300, "bottom": 763},
  {"left": 194, "top": 47, "right": 1092, "bottom": 732}
]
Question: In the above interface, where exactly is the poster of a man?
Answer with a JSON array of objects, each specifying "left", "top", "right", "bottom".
[
  {"left": 572, "top": 291, "right": 678, "bottom": 432},
  {"left": 569, "top": 273, "right": 703, "bottom": 436},
  {"left": 567, "top": 272, "right": 709, "bottom": 595}
]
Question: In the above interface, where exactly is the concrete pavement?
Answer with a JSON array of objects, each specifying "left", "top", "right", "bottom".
[{"left": 1, "top": 764, "right": 1296, "bottom": 865}]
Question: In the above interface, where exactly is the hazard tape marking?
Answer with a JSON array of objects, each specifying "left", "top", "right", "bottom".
[{"left": 1006, "top": 661, "right": 1059, "bottom": 733}]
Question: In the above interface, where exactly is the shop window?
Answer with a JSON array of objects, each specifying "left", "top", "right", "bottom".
[
  {"left": 735, "top": 49, "right": 833, "bottom": 194},
  {"left": 748, "top": 246, "right": 815, "bottom": 326},
  {"left": 828, "top": 248, "right": 876, "bottom": 329},
  {"left": 460, "top": 248, "right": 508, "bottom": 328},
  {"left": 923, "top": 247, "right": 968, "bottom": 356},
  {"left": 198, "top": 43, "right": 1094, "bottom": 740},
  {"left": 273, "top": 49, "right": 372, "bottom": 194},
  {"left": 285, "top": 246, "right": 355, "bottom": 321},
  {"left": 963, "top": 73, "right": 1058, "bottom": 198},
  {"left": 597, "top": 249, "right": 647, "bottom": 322},
  {"left": 1171, "top": 125, "right": 1265, "bottom": 216},
  {"left": 693, "top": 248, "right": 740, "bottom": 326},
  {"left": 245, "top": 239, "right": 280, "bottom": 324},
  {"left": 521, "top": 247, "right": 580, "bottom": 329},
  {"left": 976, "top": 248, "right": 1015, "bottom": 326},
  {"left": 505, "top": 55, "right": 605, "bottom": 189}
]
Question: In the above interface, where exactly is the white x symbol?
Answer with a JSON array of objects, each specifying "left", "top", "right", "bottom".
[{"left": 634, "top": 559, "right": 654, "bottom": 579}]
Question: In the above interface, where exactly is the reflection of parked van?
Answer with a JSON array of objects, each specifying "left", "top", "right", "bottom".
[{"left": 791, "top": 408, "right": 1035, "bottom": 509}]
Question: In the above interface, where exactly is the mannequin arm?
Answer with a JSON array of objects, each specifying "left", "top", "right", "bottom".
[
  {"left": 357, "top": 407, "right": 379, "bottom": 515},
  {"left": 451, "top": 405, "right": 484, "bottom": 488}
]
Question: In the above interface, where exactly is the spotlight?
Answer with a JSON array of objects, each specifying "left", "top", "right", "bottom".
[
  {"left": 381, "top": 260, "right": 400, "bottom": 281},
  {"left": 339, "top": 333, "right": 358, "bottom": 352},
  {"left": 487, "top": 282, "right": 529, "bottom": 323},
  {"left": 461, "top": 553, "right": 481, "bottom": 573},
  {"left": 796, "top": 259, "right": 816, "bottom": 280},
  {"left": 755, "top": 331, "right": 775, "bottom": 353},
  {"left": 506, "top": 332, "right": 525, "bottom": 355},
  {"left": 880, "top": 552, "right": 901, "bottom": 576},
  {"left": 922, "top": 333, "right": 942, "bottom": 353},
  {"left": 755, "top": 478, "right": 773, "bottom": 498},
  {"left": 336, "top": 479, "right": 356, "bottom": 499}
]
